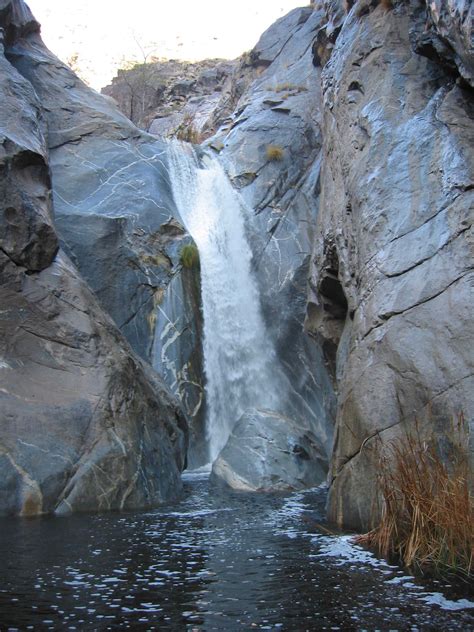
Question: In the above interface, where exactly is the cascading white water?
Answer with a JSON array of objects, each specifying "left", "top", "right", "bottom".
[{"left": 167, "top": 142, "right": 285, "bottom": 461}]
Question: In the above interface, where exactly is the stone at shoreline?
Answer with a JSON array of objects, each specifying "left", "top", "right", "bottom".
[{"left": 210, "top": 410, "right": 327, "bottom": 492}]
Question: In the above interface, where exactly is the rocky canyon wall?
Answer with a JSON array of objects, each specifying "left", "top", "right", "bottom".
[
  {"left": 6, "top": 0, "right": 207, "bottom": 465},
  {"left": 305, "top": 0, "right": 473, "bottom": 528},
  {"left": 0, "top": 0, "right": 188, "bottom": 516},
  {"left": 0, "top": 0, "right": 472, "bottom": 525}
]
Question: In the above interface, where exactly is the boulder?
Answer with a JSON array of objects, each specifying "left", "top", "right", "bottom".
[{"left": 210, "top": 410, "right": 327, "bottom": 492}]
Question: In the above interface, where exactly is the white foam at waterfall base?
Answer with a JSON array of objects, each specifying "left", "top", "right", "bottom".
[{"left": 167, "top": 141, "right": 285, "bottom": 461}]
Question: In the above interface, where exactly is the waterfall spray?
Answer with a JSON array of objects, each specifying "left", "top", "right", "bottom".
[{"left": 167, "top": 142, "right": 285, "bottom": 461}]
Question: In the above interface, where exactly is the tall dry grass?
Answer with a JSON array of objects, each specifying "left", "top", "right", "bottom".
[{"left": 355, "top": 414, "right": 473, "bottom": 578}]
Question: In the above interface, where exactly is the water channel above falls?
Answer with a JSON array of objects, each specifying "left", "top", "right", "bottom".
[{"left": 1, "top": 473, "right": 472, "bottom": 631}]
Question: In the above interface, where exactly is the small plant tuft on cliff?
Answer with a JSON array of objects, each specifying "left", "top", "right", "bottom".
[
  {"left": 180, "top": 243, "right": 200, "bottom": 269},
  {"left": 273, "top": 83, "right": 308, "bottom": 94},
  {"left": 355, "top": 414, "right": 473, "bottom": 579},
  {"left": 174, "top": 114, "right": 201, "bottom": 144},
  {"left": 266, "top": 144, "right": 284, "bottom": 161}
]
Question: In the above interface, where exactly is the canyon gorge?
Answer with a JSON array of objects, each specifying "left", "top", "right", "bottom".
[{"left": 0, "top": 0, "right": 472, "bottom": 535}]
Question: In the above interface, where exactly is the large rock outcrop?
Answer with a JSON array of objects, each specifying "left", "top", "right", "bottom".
[
  {"left": 306, "top": 0, "right": 473, "bottom": 529},
  {"left": 4, "top": 0, "right": 206, "bottom": 463},
  {"left": 2, "top": 0, "right": 471, "bottom": 524},
  {"left": 0, "top": 0, "right": 188, "bottom": 516},
  {"left": 102, "top": 58, "right": 237, "bottom": 132}
]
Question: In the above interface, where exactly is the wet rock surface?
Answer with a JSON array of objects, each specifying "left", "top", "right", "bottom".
[
  {"left": 0, "top": 0, "right": 188, "bottom": 516},
  {"left": 211, "top": 410, "right": 328, "bottom": 492}
]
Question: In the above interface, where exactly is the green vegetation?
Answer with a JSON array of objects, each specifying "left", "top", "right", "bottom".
[
  {"left": 266, "top": 144, "right": 284, "bottom": 161},
  {"left": 180, "top": 243, "right": 200, "bottom": 269},
  {"left": 141, "top": 253, "right": 171, "bottom": 268},
  {"left": 355, "top": 414, "right": 473, "bottom": 579}
]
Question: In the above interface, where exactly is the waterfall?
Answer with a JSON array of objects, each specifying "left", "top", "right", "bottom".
[{"left": 167, "top": 142, "right": 285, "bottom": 461}]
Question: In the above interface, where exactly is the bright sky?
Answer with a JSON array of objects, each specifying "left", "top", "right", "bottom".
[{"left": 27, "top": 0, "right": 305, "bottom": 90}]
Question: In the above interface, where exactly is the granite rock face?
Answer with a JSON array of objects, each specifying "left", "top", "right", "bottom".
[
  {"left": 2, "top": 0, "right": 472, "bottom": 522},
  {"left": 102, "top": 58, "right": 237, "bottom": 136},
  {"left": 423, "top": 0, "right": 474, "bottom": 87},
  {"left": 306, "top": 0, "right": 474, "bottom": 529},
  {"left": 0, "top": 0, "right": 188, "bottom": 516},
  {"left": 210, "top": 410, "right": 327, "bottom": 492},
  {"left": 5, "top": 1, "right": 205, "bottom": 458}
]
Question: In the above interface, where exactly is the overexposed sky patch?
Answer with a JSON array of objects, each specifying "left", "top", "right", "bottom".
[{"left": 27, "top": 0, "right": 305, "bottom": 90}]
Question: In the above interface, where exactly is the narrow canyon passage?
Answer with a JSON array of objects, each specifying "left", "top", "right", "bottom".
[{"left": 0, "top": 0, "right": 471, "bottom": 627}]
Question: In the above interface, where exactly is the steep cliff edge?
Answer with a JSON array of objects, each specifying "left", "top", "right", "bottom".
[
  {"left": 306, "top": 0, "right": 473, "bottom": 529},
  {"left": 0, "top": 0, "right": 188, "bottom": 516}
]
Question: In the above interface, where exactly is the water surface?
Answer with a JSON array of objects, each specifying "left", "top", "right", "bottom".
[{"left": 1, "top": 472, "right": 472, "bottom": 630}]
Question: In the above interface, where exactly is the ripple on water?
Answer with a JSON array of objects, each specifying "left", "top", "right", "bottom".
[{"left": 0, "top": 479, "right": 472, "bottom": 630}]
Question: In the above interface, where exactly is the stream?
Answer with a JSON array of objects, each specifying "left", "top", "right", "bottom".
[{"left": 1, "top": 471, "right": 473, "bottom": 631}]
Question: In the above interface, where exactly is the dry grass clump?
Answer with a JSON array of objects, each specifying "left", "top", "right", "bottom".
[
  {"left": 266, "top": 144, "right": 284, "bottom": 161},
  {"left": 355, "top": 414, "right": 473, "bottom": 579},
  {"left": 175, "top": 114, "right": 200, "bottom": 144},
  {"left": 274, "top": 83, "right": 307, "bottom": 93}
]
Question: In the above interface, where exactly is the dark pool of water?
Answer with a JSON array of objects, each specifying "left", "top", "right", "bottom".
[{"left": 0, "top": 472, "right": 472, "bottom": 631}]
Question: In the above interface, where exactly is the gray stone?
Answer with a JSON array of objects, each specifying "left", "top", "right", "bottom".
[
  {"left": 102, "top": 57, "right": 237, "bottom": 133},
  {"left": 306, "top": 0, "right": 474, "bottom": 529},
  {"left": 210, "top": 410, "right": 327, "bottom": 492},
  {"left": 4, "top": 2, "right": 205, "bottom": 456},
  {"left": 424, "top": 0, "right": 474, "bottom": 87},
  {"left": 0, "top": 31, "right": 57, "bottom": 273},
  {"left": 0, "top": 1, "right": 188, "bottom": 516},
  {"left": 0, "top": 249, "right": 188, "bottom": 517}
]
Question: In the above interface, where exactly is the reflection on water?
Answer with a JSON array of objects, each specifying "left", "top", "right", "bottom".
[{"left": 0, "top": 472, "right": 472, "bottom": 630}]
